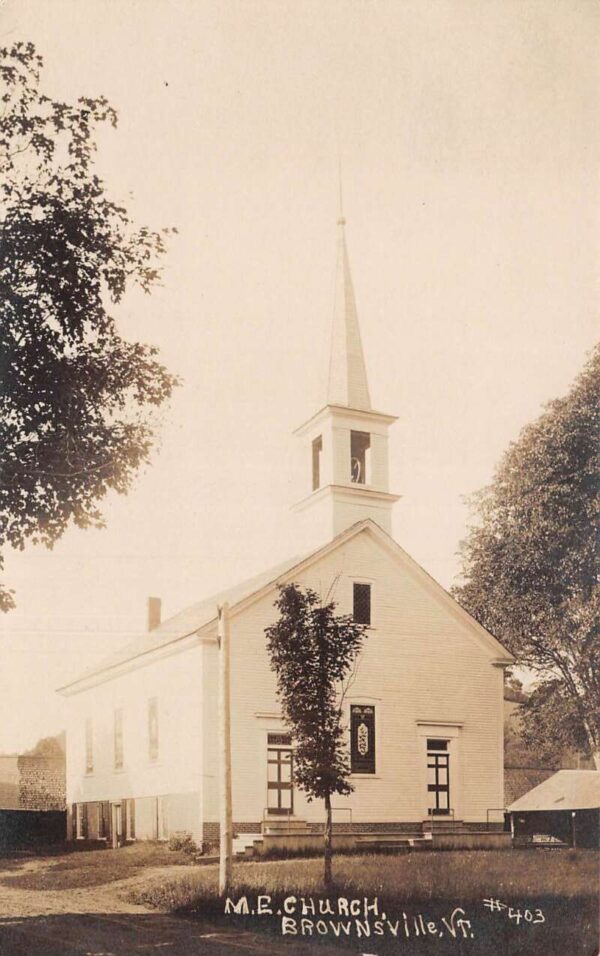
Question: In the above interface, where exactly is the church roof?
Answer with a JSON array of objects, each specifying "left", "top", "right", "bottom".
[
  {"left": 57, "top": 549, "right": 311, "bottom": 693},
  {"left": 326, "top": 219, "right": 372, "bottom": 411},
  {"left": 58, "top": 519, "right": 513, "bottom": 694}
]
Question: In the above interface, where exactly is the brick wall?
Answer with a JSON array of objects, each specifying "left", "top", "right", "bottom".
[{"left": 17, "top": 755, "right": 65, "bottom": 810}]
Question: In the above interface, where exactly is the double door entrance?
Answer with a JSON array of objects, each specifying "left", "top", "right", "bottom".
[{"left": 267, "top": 733, "right": 293, "bottom": 815}]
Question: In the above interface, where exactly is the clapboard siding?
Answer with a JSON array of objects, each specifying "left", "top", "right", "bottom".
[
  {"left": 204, "top": 527, "right": 504, "bottom": 825},
  {"left": 65, "top": 645, "right": 204, "bottom": 813},
  {"left": 64, "top": 525, "right": 504, "bottom": 833}
]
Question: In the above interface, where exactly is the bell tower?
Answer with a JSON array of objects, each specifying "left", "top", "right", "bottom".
[{"left": 293, "top": 216, "right": 399, "bottom": 547}]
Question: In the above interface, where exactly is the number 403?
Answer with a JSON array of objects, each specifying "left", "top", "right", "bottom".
[{"left": 508, "top": 908, "right": 545, "bottom": 924}]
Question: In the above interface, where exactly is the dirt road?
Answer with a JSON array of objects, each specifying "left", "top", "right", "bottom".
[{"left": 0, "top": 856, "right": 347, "bottom": 955}]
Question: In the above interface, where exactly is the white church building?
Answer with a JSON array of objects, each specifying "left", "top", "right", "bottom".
[{"left": 59, "top": 217, "right": 513, "bottom": 847}]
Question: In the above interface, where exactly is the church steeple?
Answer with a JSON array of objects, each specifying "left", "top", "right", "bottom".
[
  {"left": 327, "top": 218, "right": 372, "bottom": 411},
  {"left": 292, "top": 215, "right": 400, "bottom": 548}
]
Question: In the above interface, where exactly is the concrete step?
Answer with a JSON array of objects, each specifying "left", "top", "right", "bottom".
[
  {"left": 232, "top": 833, "right": 262, "bottom": 856},
  {"left": 356, "top": 834, "right": 423, "bottom": 845},
  {"left": 262, "top": 818, "right": 310, "bottom": 836},
  {"left": 263, "top": 826, "right": 310, "bottom": 836},
  {"left": 423, "top": 821, "right": 464, "bottom": 833}
]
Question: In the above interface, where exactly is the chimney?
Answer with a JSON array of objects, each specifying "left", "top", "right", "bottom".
[{"left": 147, "top": 596, "right": 161, "bottom": 632}]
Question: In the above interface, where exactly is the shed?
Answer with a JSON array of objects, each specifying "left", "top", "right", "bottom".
[{"left": 508, "top": 770, "right": 599, "bottom": 848}]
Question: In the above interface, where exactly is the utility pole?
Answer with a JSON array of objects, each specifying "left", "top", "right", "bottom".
[{"left": 217, "top": 602, "right": 233, "bottom": 894}]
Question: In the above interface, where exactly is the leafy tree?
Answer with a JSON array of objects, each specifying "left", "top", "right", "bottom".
[
  {"left": 454, "top": 345, "right": 600, "bottom": 767},
  {"left": 265, "top": 583, "right": 366, "bottom": 886},
  {"left": 26, "top": 732, "right": 65, "bottom": 758},
  {"left": 0, "top": 42, "right": 178, "bottom": 610}
]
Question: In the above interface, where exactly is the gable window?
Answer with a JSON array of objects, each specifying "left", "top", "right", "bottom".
[
  {"left": 350, "top": 430, "right": 370, "bottom": 484},
  {"left": 312, "top": 436, "right": 323, "bottom": 491},
  {"left": 148, "top": 697, "right": 159, "bottom": 762},
  {"left": 353, "top": 582, "right": 371, "bottom": 625},
  {"left": 85, "top": 718, "right": 93, "bottom": 775},
  {"left": 114, "top": 708, "right": 124, "bottom": 770},
  {"left": 350, "top": 705, "right": 376, "bottom": 774}
]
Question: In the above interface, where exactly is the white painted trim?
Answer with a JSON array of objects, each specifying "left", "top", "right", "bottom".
[
  {"left": 58, "top": 631, "right": 204, "bottom": 695},
  {"left": 416, "top": 723, "right": 463, "bottom": 819},
  {"left": 416, "top": 720, "right": 464, "bottom": 728},
  {"left": 259, "top": 722, "right": 295, "bottom": 818},
  {"left": 361, "top": 524, "right": 515, "bottom": 662},
  {"left": 294, "top": 404, "right": 398, "bottom": 437},
  {"left": 292, "top": 484, "right": 400, "bottom": 514},
  {"left": 61, "top": 517, "right": 513, "bottom": 694}
]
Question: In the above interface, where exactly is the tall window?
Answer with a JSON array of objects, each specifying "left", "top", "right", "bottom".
[
  {"left": 350, "top": 705, "right": 376, "bottom": 774},
  {"left": 427, "top": 739, "right": 450, "bottom": 815},
  {"left": 267, "top": 733, "right": 293, "bottom": 815},
  {"left": 312, "top": 435, "right": 323, "bottom": 491},
  {"left": 114, "top": 708, "right": 124, "bottom": 770},
  {"left": 84, "top": 718, "right": 93, "bottom": 774},
  {"left": 353, "top": 582, "right": 371, "bottom": 625},
  {"left": 350, "top": 430, "right": 370, "bottom": 484},
  {"left": 148, "top": 697, "right": 159, "bottom": 762}
]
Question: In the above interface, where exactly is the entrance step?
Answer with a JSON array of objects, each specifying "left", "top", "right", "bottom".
[
  {"left": 262, "top": 818, "right": 309, "bottom": 836},
  {"left": 356, "top": 835, "right": 429, "bottom": 851},
  {"left": 232, "top": 833, "right": 262, "bottom": 858},
  {"left": 423, "top": 820, "right": 465, "bottom": 833}
]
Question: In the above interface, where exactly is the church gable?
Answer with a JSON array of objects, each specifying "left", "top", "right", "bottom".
[{"left": 228, "top": 520, "right": 511, "bottom": 669}]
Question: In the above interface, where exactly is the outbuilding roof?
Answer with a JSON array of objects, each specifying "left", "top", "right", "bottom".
[{"left": 508, "top": 770, "right": 600, "bottom": 813}]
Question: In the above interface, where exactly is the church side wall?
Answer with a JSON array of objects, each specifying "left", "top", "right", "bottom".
[
  {"left": 202, "top": 530, "right": 504, "bottom": 832},
  {"left": 64, "top": 643, "right": 204, "bottom": 844}
]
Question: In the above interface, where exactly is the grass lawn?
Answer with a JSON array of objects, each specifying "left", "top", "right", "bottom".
[
  {"left": 0, "top": 842, "right": 196, "bottom": 891},
  {"left": 128, "top": 849, "right": 599, "bottom": 956}
]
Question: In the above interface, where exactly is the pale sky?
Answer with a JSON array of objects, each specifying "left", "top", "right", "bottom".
[{"left": 0, "top": 0, "right": 598, "bottom": 752}]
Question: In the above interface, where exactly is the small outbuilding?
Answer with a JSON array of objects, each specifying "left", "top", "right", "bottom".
[{"left": 508, "top": 770, "right": 599, "bottom": 848}]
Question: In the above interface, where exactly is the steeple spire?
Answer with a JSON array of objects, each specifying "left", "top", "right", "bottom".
[
  {"left": 326, "top": 219, "right": 372, "bottom": 411},
  {"left": 293, "top": 210, "right": 399, "bottom": 549}
]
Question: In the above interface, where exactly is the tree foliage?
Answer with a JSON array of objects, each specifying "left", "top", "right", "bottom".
[
  {"left": 454, "top": 345, "right": 600, "bottom": 766},
  {"left": 0, "top": 42, "right": 178, "bottom": 610},
  {"left": 265, "top": 583, "right": 366, "bottom": 884}
]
